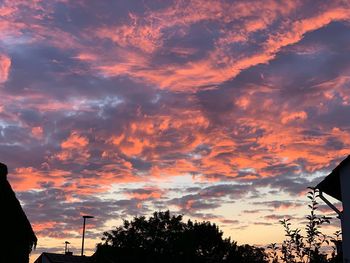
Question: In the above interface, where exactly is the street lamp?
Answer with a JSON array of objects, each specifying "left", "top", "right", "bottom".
[{"left": 81, "top": 215, "right": 94, "bottom": 256}]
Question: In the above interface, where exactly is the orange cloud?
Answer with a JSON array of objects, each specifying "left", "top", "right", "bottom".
[
  {"left": 73, "top": 53, "right": 98, "bottom": 61},
  {"left": 127, "top": 187, "right": 163, "bottom": 200},
  {"left": 11, "top": 167, "right": 69, "bottom": 191},
  {"left": 61, "top": 132, "right": 89, "bottom": 149},
  {"left": 85, "top": 2, "right": 350, "bottom": 92},
  {"left": 32, "top": 221, "right": 57, "bottom": 233},
  {"left": 31, "top": 126, "right": 43, "bottom": 138},
  {"left": 54, "top": 132, "right": 91, "bottom": 163},
  {"left": 0, "top": 54, "right": 11, "bottom": 83},
  {"left": 281, "top": 111, "right": 308, "bottom": 124},
  {"left": 266, "top": 7, "right": 350, "bottom": 53}
]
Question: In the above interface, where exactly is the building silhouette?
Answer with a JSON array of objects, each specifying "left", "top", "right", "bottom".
[
  {"left": 0, "top": 162, "right": 37, "bottom": 263},
  {"left": 34, "top": 252, "right": 91, "bottom": 263}
]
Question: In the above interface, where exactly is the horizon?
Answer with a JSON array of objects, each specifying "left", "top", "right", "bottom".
[{"left": 0, "top": 1, "right": 348, "bottom": 262}]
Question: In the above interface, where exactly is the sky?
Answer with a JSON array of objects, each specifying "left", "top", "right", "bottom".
[{"left": 0, "top": 0, "right": 349, "bottom": 261}]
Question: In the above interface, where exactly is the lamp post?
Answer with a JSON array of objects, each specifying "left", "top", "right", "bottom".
[{"left": 81, "top": 215, "right": 94, "bottom": 256}]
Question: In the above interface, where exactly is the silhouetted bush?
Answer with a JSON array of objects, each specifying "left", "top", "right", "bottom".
[{"left": 267, "top": 187, "right": 342, "bottom": 263}]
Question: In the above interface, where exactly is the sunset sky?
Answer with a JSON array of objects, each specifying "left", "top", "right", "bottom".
[{"left": 0, "top": 0, "right": 349, "bottom": 261}]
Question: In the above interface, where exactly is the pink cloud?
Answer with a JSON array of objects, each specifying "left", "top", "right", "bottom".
[
  {"left": 11, "top": 167, "right": 69, "bottom": 191},
  {"left": 61, "top": 132, "right": 89, "bottom": 149},
  {"left": 281, "top": 111, "right": 308, "bottom": 124},
  {"left": 126, "top": 187, "right": 163, "bottom": 200},
  {"left": 83, "top": 2, "right": 350, "bottom": 92},
  {"left": 0, "top": 54, "right": 11, "bottom": 83}
]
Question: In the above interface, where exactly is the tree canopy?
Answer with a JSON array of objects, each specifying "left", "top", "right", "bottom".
[{"left": 94, "top": 210, "right": 267, "bottom": 263}]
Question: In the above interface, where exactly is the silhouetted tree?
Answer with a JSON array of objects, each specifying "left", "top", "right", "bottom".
[
  {"left": 95, "top": 211, "right": 268, "bottom": 263},
  {"left": 226, "top": 244, "right": 268, "bottom": 263},
  {"left": 0, "top": 162, "right": 37, "bottom": 263}
]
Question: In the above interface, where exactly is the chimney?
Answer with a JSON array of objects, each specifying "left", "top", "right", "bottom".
[
  {"left": 64, "top": 241, "right": 71, "bottom": 255},
  {"left": 0, "top": 162, "right": 8, "bottom": 180}
]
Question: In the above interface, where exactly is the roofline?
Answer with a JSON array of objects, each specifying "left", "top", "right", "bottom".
[
  {"left": 42, "top": 253, "right": 53, "bottom": 263},
  {"left": 315, "top": 155, "right": 350, "bottom": 201}
]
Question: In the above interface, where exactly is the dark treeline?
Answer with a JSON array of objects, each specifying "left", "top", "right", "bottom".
[
  {"left": 92, "top": 188, "right": 342, "bottom": 263},
  {"left": 92, "top": 210, "right": 267, "bottom": 263}
]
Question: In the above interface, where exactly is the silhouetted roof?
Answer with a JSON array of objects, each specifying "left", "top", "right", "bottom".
[
  {"left": 35, "top": 253, "right": 92, "bottom": 263},
  {"left": 316, "top": 155, "right": 350, "bottom": 202},
  {"left": 0, "top": 162, "right": 37, "bottom": 250}
]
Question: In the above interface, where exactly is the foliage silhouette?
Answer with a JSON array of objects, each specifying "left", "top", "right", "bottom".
[
  {"left": 95, "top": 210, "right": 268, "bottom": 263},
  {"left": 0, "top": 162, "right": 37, "bottom": 263},
  {"left": 268, "top": 187, "right": 342, "bottom": 263}
]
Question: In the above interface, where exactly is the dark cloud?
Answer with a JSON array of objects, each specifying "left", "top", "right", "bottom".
[{"left": 252, "top": 200, "right": 304, "bottom": 210}]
